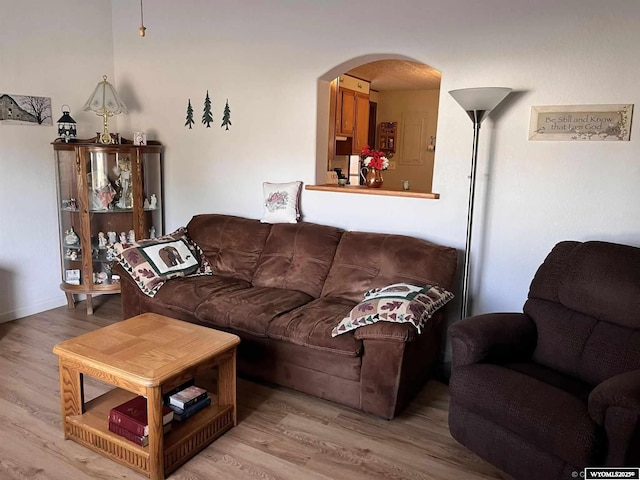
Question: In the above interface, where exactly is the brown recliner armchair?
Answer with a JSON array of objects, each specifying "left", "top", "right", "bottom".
[{"left": 448, "top": 240, "right": 640, "bottom": 479}]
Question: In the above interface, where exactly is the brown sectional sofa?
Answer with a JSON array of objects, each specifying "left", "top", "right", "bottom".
[{"left": 119, "top": 214, "right": 458, "bottom": 419}]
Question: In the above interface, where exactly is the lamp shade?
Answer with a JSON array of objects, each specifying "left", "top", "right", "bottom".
[
  {"left": 449, "top": 87, "right": 511, "bottom": 124},
  {"left": 82, "top": 75, "right": 128, "bottom": 115}
]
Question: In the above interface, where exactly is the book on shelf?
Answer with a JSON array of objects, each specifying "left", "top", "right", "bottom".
[
  {"left": 109, "top": 395, "right": 174, "bottom": 437},
  {"left": 168, "top": 385, "right": 208, "bottom": 409},
  {"left": 168, "top": 395, "right": 212, "bottom": 422},
  {"left": 108, "top": 421, "right": 172, "bottom": 447},
  {"left": 162, "top": 379, "right": 195, "bottom": 404}
]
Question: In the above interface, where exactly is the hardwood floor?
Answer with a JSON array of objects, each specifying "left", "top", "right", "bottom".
[{"left": 0, "top": 295, "right": 508, "bottom": 480}]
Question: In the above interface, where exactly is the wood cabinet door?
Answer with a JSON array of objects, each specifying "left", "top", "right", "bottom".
[
  {"left": 337, "top": 89, "right": 356, "bottom": 136},
  {"left": 353, "top": 93, "right": 370, "bottom": 154}
]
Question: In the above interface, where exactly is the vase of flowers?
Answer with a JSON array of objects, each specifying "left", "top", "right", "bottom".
[{"left": 360, "top": 145, "right": 389, "bottom": 188}]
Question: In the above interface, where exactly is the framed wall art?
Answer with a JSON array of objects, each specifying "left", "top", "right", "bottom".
[
  {"left": 529, "top": 104, "right": 633, "bottom": 141},
  {"left": 0, "top": 93, "right": 53, "bottom": 125}
]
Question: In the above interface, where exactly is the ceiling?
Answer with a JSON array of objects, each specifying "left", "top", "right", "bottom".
[{"left": 345, "top": 60, "right": 441, "bottom": 91}]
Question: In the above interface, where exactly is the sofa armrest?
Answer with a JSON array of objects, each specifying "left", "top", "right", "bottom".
[
  {"left": 353, "top": 321, "right": 417, "bottom": 342},
  {"left": 358, "top": 313, "right": 445, "bottom": 418},
  {"left": 589, "top": 369, "right": 640, "bottom": 466},
  {"left": 449, "top": 313, "right": 537, "bottom": 368},
  {"left": 114, "top": 263, "right": 143, "bottom": 318}
]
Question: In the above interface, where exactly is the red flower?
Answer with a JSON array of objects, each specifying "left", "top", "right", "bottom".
[{"left": 360, "top": 145, "right": 389, "bottom": 171}]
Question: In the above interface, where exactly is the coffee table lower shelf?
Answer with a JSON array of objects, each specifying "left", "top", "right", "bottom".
[{"left": 64, "top": 388, "right": 233, "bottom": 477}]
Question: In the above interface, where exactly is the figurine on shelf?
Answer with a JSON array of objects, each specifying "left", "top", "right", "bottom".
[
  {"left": 119, "top": 232, "right": 127, "bottom": 244},
  {"left": 149, "top": 226, "right": 156, "bottom": 239},
  {"left": 143, "top": 197, "right": 150, "bottom": 210},
  {"left": 115, "top": 158, "right": 133, "bottom": 209},
  {"left": 88, "top": 172, "right": 116, "bottom": 211},
  {"left": 106, "top": 248, "right": 117, "bottom": 261},
  {"left": 98, "top": 232, "right": 107, "bottom": 249},
  {"left": 64, "top": 227, "right": 80, "bottom": 246},
  {"left": 149, "top": 193, "right": 157, "bottom": 210},
  {"left": 128, "top": 229, "right": 136, "bottom": 244},
  {"left": 65, "top": 249, "right": 78, "bottom": 261},
  {"left": 62, "top": 198, "right": 78, "bottom": 210},
  {"left": 107, "top": 231, "right": 117, "bottom": 245}
]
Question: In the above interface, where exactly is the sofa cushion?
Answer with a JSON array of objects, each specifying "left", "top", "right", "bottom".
[
  {"left": 321, "top": 231, "right": 458, "bottom": 303},
  {"left": 450, "top": 363, "right": 603, "bottom": 467},
  {"left": 252, "top": 222, "right": 343, "bottom": 298},
  {"left": 187, "top": 214, "right": 271, "bottom": 282},
  {"left": 194, "top": 286, "right": 313, "bottom": 337},
  {"left": 267, "top": 297, "right": 362, "bottom": 357},
  {"left": 332, "top": 283, "right": 453, "bottom": 337},
  {"left": 152, "top": 275, "right": 252, "bottom": 314}
]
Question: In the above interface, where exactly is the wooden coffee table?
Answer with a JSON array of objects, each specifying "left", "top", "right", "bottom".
[{"left": 53, "top": 313, "right": 240, "bottom": 479}]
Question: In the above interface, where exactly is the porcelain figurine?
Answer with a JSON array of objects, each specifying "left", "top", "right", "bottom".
[
  {"left": 64, "top": 227, "right": 79, "bottom": 246},
  {"left": 98, "top": 232, "right": 107, "bottom": 249}
]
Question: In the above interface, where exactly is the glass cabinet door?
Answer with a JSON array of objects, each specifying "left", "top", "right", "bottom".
[
  {"left": 141, "top": 150, "right": 163, "bottom": 239},
  {"left": 85, "top": 148, "right": 135, "bottom": 287},
  {"left": 56, "top": 147, "right": 83, "bottom": 286}
]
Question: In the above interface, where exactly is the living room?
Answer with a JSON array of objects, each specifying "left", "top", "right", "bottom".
[{"left": 1, "top": 0, "right": 639, "bottom": 479}]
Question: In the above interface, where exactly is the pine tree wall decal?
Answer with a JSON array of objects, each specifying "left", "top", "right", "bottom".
[
  {"left": 202, "top": 90, "right": 213, "bottom": 128},
  {"left": 185, "top": 99, "right": 194, "bottom": 129},
  {"left": 221, "top": 99, "right": 232, "bottom": 130}
]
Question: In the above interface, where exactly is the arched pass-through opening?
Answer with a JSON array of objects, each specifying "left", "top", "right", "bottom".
[{"left": 314, "top": 53, "right": 442, "bottom": 198}]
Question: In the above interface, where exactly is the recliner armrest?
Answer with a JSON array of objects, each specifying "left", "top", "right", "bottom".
[
  {"left": 589, "top": 369, "right": 640, "bottom": 424},
  {"left": 449, "top": 313, "right": 537, "bottom": 367},
  {"left": 589, "top": 369, "right": 640, "bottom": 466}
]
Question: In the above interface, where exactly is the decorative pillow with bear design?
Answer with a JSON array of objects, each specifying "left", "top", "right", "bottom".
[
  {"left": 331, "top": 283, "right": 454, "bottom": 337},
  {"left": 260, "top": 181, "right": 302, "bottom": 224},
  {"left": 112, "top": 228, "right": 212, "bottom": 296}
]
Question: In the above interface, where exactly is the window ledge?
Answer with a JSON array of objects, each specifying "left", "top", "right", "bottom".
[{"left": 305, "top": 184, "right": 439, "bottom": 199}]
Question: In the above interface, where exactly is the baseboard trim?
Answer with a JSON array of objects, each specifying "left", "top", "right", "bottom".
[{"left": 0, "top": 297, "right": 67, "bottom": 323}]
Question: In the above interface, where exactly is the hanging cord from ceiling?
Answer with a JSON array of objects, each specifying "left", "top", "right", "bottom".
[{"left": 139, "top": 0, "right": 146, "bottom": 37}]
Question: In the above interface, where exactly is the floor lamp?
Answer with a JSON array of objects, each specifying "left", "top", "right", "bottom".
[{"left": 449, "top": 87, "right": 512, "bottom": 319}]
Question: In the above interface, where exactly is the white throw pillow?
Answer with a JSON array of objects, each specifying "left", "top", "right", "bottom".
[{"left": 261, "top": 181, "right": 302, "bottom": 224}]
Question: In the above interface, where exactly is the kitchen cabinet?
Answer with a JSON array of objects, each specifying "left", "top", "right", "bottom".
[
  {"left": 53, "top": 137, "right": 163, "bottom": 314},
  {"left": 353, "top": 92, "right": 370, "bottom": 153},
  {"left": 336, "top": 88, "right": 356, "bottom": 137},
  {"left": 334, "top": 75, "right": 370, "bottom": 155}
]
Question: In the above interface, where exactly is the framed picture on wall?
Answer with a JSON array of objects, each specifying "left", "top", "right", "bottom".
[{"left": 529, "top": 104, "right": 633, "bottom": 141}]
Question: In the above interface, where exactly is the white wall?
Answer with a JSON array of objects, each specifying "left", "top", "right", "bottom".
[
  {"left": 2, "top": 0, "right": 640, "bottom": 346},
  {"left": 0, "top": 0, "right": 115, "bottom": 321}
]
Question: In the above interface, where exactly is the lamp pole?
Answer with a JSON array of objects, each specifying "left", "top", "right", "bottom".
[
  {"left": 449, "top": 88, "right": 511, "bottom": 319},
  {"left": 461, "top": 113, "right": 482, "bottom": 320}
]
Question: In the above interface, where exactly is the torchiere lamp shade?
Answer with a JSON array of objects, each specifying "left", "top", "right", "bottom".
[{"left": 449, "top": 87, "right": 511, "bottom": 124}]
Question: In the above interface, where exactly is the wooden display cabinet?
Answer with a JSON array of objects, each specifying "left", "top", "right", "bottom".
[
  {"left": 378, "top": 122, "right": 397, "bottom": 154},
  {"left": 53, "top": 137, "right": 163, "bottom": 314}
]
